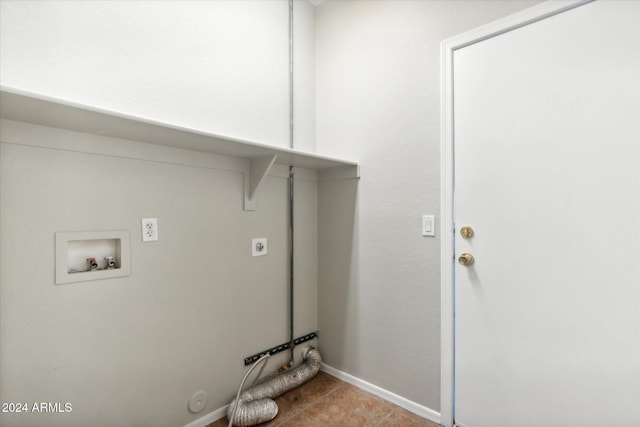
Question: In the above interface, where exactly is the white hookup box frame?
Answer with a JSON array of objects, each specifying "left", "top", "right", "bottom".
[{"left": 55, "top": 230, "right": 131, "bottom": 285}]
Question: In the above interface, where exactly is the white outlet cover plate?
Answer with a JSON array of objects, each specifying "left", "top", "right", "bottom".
[
  {"left": 141, "top": 218, "right": 158, "bottom": 242},
  {"left": 252, "top": 238, "right": 267, "bottom": 256}
]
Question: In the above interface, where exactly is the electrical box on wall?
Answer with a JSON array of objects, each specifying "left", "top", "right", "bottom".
[{"left": 55, "top": 230, "right": 131, "bottom": 285}]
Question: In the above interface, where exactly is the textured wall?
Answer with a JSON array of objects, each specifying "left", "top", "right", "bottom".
[{"left": 316, "top": 0, "right": 541, "bottom": 412}]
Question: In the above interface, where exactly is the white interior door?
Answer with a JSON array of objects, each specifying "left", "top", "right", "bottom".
[{"left": 453, "top": 1, "right": 640, "bottom": 426}]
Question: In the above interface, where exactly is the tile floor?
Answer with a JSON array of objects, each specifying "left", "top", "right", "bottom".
[{"left": 208, "top": 371, "right": 441, "bottom": 427}]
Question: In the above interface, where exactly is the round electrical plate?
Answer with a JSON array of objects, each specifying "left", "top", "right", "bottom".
[{"left": 188, "top": 390, "right": 208, "bottom": 414}]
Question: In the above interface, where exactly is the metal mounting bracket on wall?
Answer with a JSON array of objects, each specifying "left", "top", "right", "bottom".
[
  {"left": 244, "top": 154, "right": 278, "bottom": 211},
  {"left": 243, "top": 331, "right": 319, "bottom": 365}
]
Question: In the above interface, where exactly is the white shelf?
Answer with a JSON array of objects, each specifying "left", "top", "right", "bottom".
[{"left": 0, "top": 87, "right": 359, "bottom": 210}]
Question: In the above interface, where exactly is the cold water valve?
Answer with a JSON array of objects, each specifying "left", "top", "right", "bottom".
[{"left": 104, "top": 256, "right": 116, "bottom": 269}]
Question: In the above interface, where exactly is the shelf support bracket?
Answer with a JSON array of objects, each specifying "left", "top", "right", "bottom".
[{"left": 244, "top": 154, "right": 277, "bottom": 211}]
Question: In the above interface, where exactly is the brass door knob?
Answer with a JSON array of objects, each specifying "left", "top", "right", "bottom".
[
  {"left": 458, "top": 253, "right": 475, "bottom": 266},
  {"left": 460, "top": 226, "right": 474, "bottom": 239}
]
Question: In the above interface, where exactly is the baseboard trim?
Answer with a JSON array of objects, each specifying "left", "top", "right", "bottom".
[
  {"left": 320, "top": 363, "right": 441, "bottom": 424},
  {"left": 183, "top": 405, "right": 227, "bottom": 427},
  {"left": 184, "top": 364, "right": 442, "bottom": 427}
]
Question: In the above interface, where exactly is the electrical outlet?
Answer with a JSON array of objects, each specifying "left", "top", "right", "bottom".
[
  {"left": 141, "top": 218, "right": 158, "bottom": 242},
  {"left": 252, "top": 238, "right": 267, "bottom": 256}
]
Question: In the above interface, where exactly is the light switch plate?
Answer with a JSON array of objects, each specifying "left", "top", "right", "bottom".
[
  {"left": 252, "top": 238, "right": 268, "bottom": 256},
  {"left": 422, "top": 215, "right": 435, "bottom": 237}
]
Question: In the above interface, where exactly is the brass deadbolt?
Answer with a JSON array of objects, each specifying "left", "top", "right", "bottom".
[
  {"left": 458, "top": 253, "right": 475, "bottom": 266},
  {"left": 460, "top": 226, "right": 474, "bottom": 239}
]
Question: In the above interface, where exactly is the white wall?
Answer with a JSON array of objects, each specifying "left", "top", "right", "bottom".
[
  {"left": 0, "top": 1, "right": 317, "bottom": 426},
  {"left": 0, "top": 0, "right": 316, "bottom": 151},
  {"left": 0, "top": 121, "right": 319, "bottom": 427},
  {"left": 0, "top": 0, "right": 550, "bottom": 424},
  {"left": 293, "top": 0, "right": 317, "bottom": 152},
  {"left": 316, "top": 0, "right": 541, "bottom": 412}
]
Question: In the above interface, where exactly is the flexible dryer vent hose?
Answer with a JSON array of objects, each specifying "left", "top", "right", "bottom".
[{"left": 227, "top": 348, "right": 322, "bottom": 426}]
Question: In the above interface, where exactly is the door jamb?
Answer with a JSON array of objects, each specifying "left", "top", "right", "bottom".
[{"left": 439, "top": 1, "right": 591, "bottom": 426}]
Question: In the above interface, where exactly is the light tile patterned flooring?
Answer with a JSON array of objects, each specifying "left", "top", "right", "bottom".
[{"left": 208, "top": 371, "right": 441, "bottom": 427}]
